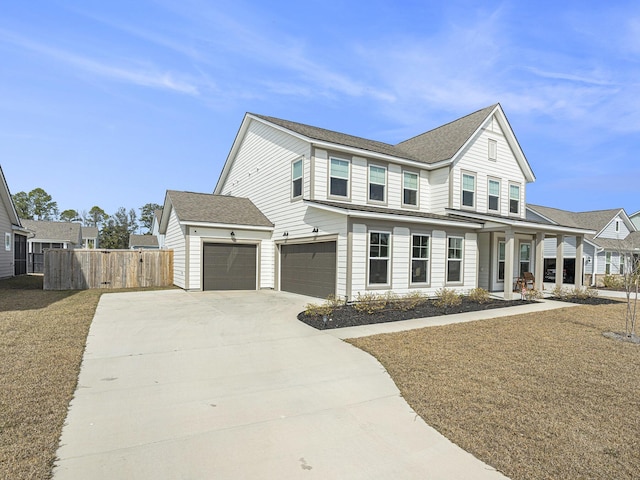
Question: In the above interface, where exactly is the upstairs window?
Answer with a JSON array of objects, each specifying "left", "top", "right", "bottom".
[
  {"left": 488, "top": 139, "right": 497, "bottom": 161},
  {"left": 403, "top": 171, "right": 419, "bottom": 206},
  {"left": 369, "top": 165, "right": 386, "bottom": 202},
  {"left": 447, "top": 237, "right": 463, "bottom": 283},
  {"left": 292, "top": 159, "right": 303, "bottom": 198},
  {"left": 369, "top": 231, "right": 390, "bottom": 285},
  {"left": 488, "top": 179, "right": 500, "bottom": 212},
  {"left": 509, "top": 184, "right": 520, "bottom": 214},
  {"left": 329, "top": 158, "right": 349, "bottom": 197},
  {"left": 411, "top": 235, "right": 430, "bottom": 284},
  {"left": 462, "top": 173, "right": 475, "bottom": 208},
  {"left": 615, "top": 220, "right": 621, "bottom": 232}
]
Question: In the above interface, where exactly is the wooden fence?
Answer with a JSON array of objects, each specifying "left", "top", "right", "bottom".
[{"left": 43, "top": 249, "right": 174, "bottom": 290}]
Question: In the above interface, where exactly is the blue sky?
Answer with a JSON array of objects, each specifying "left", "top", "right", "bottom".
[{"left": 1, "top": 0, "right": 639, "bottom": 221}]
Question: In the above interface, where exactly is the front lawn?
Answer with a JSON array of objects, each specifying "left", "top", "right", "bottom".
[{"left": 349, "top": 302, "right": 640, "bottom": 480}]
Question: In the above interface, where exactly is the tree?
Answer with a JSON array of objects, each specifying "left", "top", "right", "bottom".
[
  {"left": 29, "top": 188, "right": 58, "bottom": 220},
  {"left": 60, "top": 209, "right": 80, "bottom": 222},
  {"left": 99, "top": 207, "right": 138, "bottom": 249},
  {"left": 12, "top": 191, "right": 32, "bottom": 219},
  {"left": 84, "top": 206, "right": 108, "bottom": 228},
  {"left": 139, "top": 203, "right": 162, "bottom": 234},
  {"left": 618, "top": 244, "right": 639, "bottom": 339}
]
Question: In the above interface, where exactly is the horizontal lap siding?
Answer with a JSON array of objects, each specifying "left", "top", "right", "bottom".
[
  {"left": 428, "top": 168, "right": 449, "bottom": 214},
  {"left": 165, "top": 208, "right": 186, "bottom": 288},
  {"left": 0, "top": 200, "right": 13, "bottom": 278},
  {"left": 599, "top": 216, "right": 631, "bottom": 239}
]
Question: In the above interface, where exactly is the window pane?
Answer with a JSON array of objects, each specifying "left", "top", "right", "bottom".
[
  {"left": 520, "top": 244, "right": 530, "bottom": 261},
  {"left": 498, "top": 262, "right": 505, "bottom": 281},
  {"left": 293, "top": 178, "right": 302, "bottom": 197},
  {"left": 462, "top": 190, "right": 474, "bottom": 207},
  {"left": 369, "top": 259, "right": 388, "bottom": 284},
  {"left": 489, "top": 195, "right": 499, "bottom": 211},
  {"left": 447, "top": 260, "right": 461, "bottom": 282},
  {"left": 489, "top": 180, "right": 500, "bottom": 196},
  {"left": 379, "top": 233, "right": 389, "bottom": 246},
  {"left": 292, "top": 160, "right": 302, "bottom": 179},
  {"left": 498, "top": 242, "right": 505, "bottom": 261},
  {"left": 510, "top": 184, "right": 520, "bottom": 200},
  {"left": 330, "top": 178, "right": 348, "bottom": 197},
  {"left": 370, "top": 183, "right": 385, "bottom": 201},
  {"left": 403, "top": 172, "right": 418, "bottom": 190},
  {"left": 330, "top": 159, "right": 349, "bottom": 179},
  {"left": 369, "top": 166, "right": 386, "bottom": 185},
  {"left": 412, "top": 259, "right": 427, "bottom": 283},
  {"left": 404, "top": 189, "right": 417, "bottom": 205},
  {"left": 463, "top": 174, "right": 475, "bottom": 191},
  {"left": 510, "top": 199, "right": 519, "bottom": 214}
]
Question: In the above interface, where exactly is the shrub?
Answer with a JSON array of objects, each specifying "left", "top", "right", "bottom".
[
  {"left": 352, "top": 292, "right": 387, "bottom": 314},
  {"left": 602, "top": 274, "right": 624, "bottom": 289},
  {"left": 552, "top": 285, "right": 570, "bottom": 299},
  {"left": 433, "top": 288, "right": 462, "bottom": 309},
  {"left": 571, "top": 286, "right": 598, "bottom": 299},
  {"left": 468, "top": 288, "right": 490, "bottom": 304},
  {"left": 304, "top": 294, "right": 343, "bottom": 317},
  {"left": 399, "top": 291, "right": 428, "bottom": 311},
  {"left": 524, "top": 289, "right": 543, "bottom": 300}
]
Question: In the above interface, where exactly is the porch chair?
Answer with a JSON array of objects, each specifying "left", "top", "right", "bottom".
[{"left": 523, "top": 272, "right": 535, "bottom": 290}]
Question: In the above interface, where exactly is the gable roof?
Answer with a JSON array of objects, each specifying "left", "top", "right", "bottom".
[
  {"left": 160, "top": 190, "right": 273, "bottom": 232},
  {"left": 21, "top": 219, "right": 82, "bottom": 244},
  {"left": 81, "top": 226, "right": 99, "bottom": 239},
  {"left": 527, "top": 204, "right": 634, "bottom": 246},
  {"left": 0, "top": 165, "right": 24, "bottom": 229},
  {"left": 215, "top": 103, "right": 534, "bottom": 194},
  {"left": 129, "top": 234, "right": 159, "bottom": 248}
]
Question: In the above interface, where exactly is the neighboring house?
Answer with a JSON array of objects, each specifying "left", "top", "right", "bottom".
[
  {"left": 630, "top": 210, "right": 640, "bottom": 230},
  {"left": 162, "top": 103, "right": 592, "bottom": 298},
  {"left": 21, "top": 220, "right": 82, "bottom": 273},
  {"left": 0, "top": 165, "right": 28, "bottom": 278},
  {"left": 129, "top": 234, "right": 160, "bottom": 249},
  {"left": 81, "top": 226, "right": 99, "bottom": 249},
  {"left": 151, "top": 209, "right": 165, "bottom": 248},
  {"left": 527, "top": 205, "right": 640, "bottom": 286}
]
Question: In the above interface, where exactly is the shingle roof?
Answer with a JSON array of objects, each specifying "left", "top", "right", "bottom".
[
  {"left": 167, "top": 191, "right": 273, "bottom": 227},
  {"left": 21, "top": 220, "right": 82, "bottom": 244},
  {"left": 129, "top": 234, "right": 159, "bottom": 248},
  {"left": 81, "top": 226, "right": 98, "bottom": 239},
  {"left": 252, "top": 104, "right": 498, "bottom": 165}
]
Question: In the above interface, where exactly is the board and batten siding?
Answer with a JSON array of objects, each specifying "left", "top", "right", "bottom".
[
  {"left": 164, "top": 207, "right": 186, "bottom": 289},
  {"left": 449, "top": 115, "right": 526, "bottom": 217}
]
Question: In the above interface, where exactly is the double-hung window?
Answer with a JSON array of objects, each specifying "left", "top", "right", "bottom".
[
  {"left": 447, "top": 237, "right": 463, "bottom": 283},
  {"left": 411, "top": 235, "right": 429, "bottom": 284},
  {"left": 329, "top": 158, "right": 349, "bottom": 197},
  {"left": 619, "top": 253, "right": 625, "bottom": 275},
  {"left": 462, "top": 173, "right": 475, "bottom": 208},
  {"left": 605, "top": 252, "right": 612, "bottom": 274},
  {"left": 369, "top": 231, "right": 390, "bottom": 285},
  {"left": 519, "top": 243, "right": 531, "bottom": 276},
  {"left": 509, "top": 184, "right": 520, "bottom": 214},
  {"left": 488, "top": 179, "right": 500, "bottom": 213},
  {"left": 292, "top": 159, "right": 303, "bottom": 198},
  {"left": 4, "top": 233, "right": 10, "bottom": 251},
  {"left": 369, "top": 165, "right": 386, "bottom": 202},
  {"left": 403, "top": 171, "right": 418, "bottom": 206}
]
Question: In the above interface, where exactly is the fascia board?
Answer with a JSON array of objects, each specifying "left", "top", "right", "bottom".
[{"left": 213, "top": 114, "right": 253, "bottom": 195}]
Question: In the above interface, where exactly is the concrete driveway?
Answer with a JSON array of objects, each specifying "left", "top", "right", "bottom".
[{"left": 54, "top": 289, "right": 507, "bottom": 479}]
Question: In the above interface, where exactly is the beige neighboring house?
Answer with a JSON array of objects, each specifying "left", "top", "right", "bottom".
[
  {"left": 81, "top": 226, "right": 99, "bottom": 249},
  {"left": 129, "top": 234, "right": 159, "bottom": 250},
  {"left": 21, "top": 220, "right": 82, "bottom": 273},
  {"left": 0, "top": 165, "right": 28, "bottom": 278}
]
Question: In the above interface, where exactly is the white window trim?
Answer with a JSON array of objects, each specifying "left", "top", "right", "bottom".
[
  {"left": 446, "top": 236, "right": 464, "bottom": 284},
  {"left": 402, "top": 171, "right": 419, "bottom": 208},
  {"left": 519, "top": 242, "right": 532, "bottom": 276},
  {"left": 497, "top": 240, "right": 506, "bottom": 282},
  {"left": 328, "top": 156, "right": 351, "bottom": 199},
  {"left": 487, "top": 178, "right": 501, "bottom": 213},
  {"left": 4, "top": 232, "right": 10, "bottom": 251},
  {"left": 410, "top": 234, "right": 430, "bottom": 285},
  {"left": 291, "top": 158, "right": 303, "bottom": 200},
  {"left": 367, "top": 230, "right": 391, "bottom": 287},
  {"left": 488, "top": 138, "right": 497, "bottom": 161},
  {"left": 509, "top": 182, "right": 521, "bottom": 215},
  {"left": 368, "top": 164, "right": 387, "bottom": 204},
  {"left": 461, "top": 171, "right": 476, "bottom": 209}
]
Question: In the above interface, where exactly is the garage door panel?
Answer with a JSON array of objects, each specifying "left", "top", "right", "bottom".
[
  {"left": 281, "top": 242, "right": 336, "bottom": 298},
  {"left": 203, "top": 243, "right": 256, "bottom": 290}
]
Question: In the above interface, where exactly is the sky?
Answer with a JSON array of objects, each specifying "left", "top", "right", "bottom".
[{"left": 1, "top": 0, "right": 639, "bottom": 222}]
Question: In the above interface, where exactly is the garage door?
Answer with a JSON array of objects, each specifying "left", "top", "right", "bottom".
[
  {"left": 280, "top": 241, "right": 336, "bottom": 298},
  {"left": 203, "top": 243, "right": 257, "bottom": 290}
]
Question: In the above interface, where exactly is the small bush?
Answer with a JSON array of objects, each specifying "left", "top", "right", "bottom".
[
  {"left": 399, "top": 291, "right": 428, "bottom": 311},
  {"left": 304, "top": 294, "right": 343, "bottom": 317},
  {"left": 552, "top": 285, "right": 570, "bottom": 299},
  {"left": 468, "top": 288, "right": 490, "bottom": 304},
  {"left": 602, "top": 274, "right": 624, "bottom": 289},
  {"left": 434, "top": 288, "right": 462, "bottom": 309},
  {"left": 571, "top": 286, "right": 598, "bottom": 299},
  {"left": 353, "top": 292, "right": 387, "bottom": 314},
  {"left": 524, "top": 289, "right": 543, "bottom": 300}
]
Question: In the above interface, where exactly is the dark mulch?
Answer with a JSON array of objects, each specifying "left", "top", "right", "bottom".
[
  {"left": 548, "top": 296, "right": 622, "bottom": 305},
  {"left": 298, "top": 298, "right": 537, "bottom": 329}
]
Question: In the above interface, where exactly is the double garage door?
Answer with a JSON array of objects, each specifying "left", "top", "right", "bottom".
[
  {"left": 280, "top": 241, "right": 336, "bottom": 298},
  {"left": 202, "top": 241, "right": 336, "bottom": 298}
]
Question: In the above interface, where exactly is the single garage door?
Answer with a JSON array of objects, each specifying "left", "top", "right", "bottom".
[
  {"left": 280, "top": 241, "right": 336, "bottom": 298},
  {"left": 203, "top": 243, "right": 257, "bottom": 290}
]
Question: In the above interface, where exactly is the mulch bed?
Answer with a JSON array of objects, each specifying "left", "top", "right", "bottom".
[
  {"left": 298, "top": 298, "right": 537, "bottom": 329},
  {"left": 548, "top": 296, "right": 622, "bottom": 305}
]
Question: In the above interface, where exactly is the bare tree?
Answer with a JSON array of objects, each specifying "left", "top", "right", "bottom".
[{"left": 618, "top": 237, "right": 640, "bottom": 339}]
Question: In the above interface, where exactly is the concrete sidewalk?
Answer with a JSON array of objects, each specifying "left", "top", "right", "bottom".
[{"left": 53, "top": 289, "right": 509, "bottom": 479}]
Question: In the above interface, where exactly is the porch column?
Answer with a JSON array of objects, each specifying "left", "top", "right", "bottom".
[
  {"left": 535, "top": 232, "right": 545, "bottom": 291},
  {"left": 575, "top": 235, "right": 584, "bottom": 288},
  {"left": 556, "top": 235, "right": 564, "bottom": 289},
  {"left": 504, "top": 230, "right": 515, "bottom": 300}
]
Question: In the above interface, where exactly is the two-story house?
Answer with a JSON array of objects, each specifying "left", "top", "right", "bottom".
[
  {"left": 161, "top": 104, "right": 592, "bottom": 299},
  {"left": 527, "top": 205, "right": 640, "bottom": 286}
]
